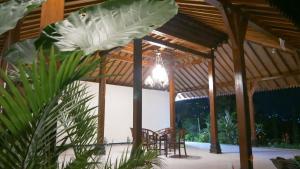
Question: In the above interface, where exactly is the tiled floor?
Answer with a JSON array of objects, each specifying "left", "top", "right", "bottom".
[{"left": 59, "top": 142, "right": 300, "bottom": 169}]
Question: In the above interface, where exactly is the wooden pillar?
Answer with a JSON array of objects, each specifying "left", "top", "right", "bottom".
[
  {"left": 132, "top": 39, "right": 143, "bottom": 150},
  {"left": 97, "top": 54, "right": 106, "bottom": 145},
  {"left": 208, "top": 50, "right": 221, "bottom": 154},
  {"left": 40, "top": 0, "right": 64, "bottom": 30},
  {"left": 0, "top": 22, "right": 21, "bottom": 86},
  {"left": 169, "top": 68, "right": 176, "bottom": 129},
  {"left": 248, "top": 81, "right": 257, "bottom": 146},
  {"left": 221, "top": 6, "right": 253, "bottom": 169}
]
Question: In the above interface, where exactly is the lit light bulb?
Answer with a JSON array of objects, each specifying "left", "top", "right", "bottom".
[
  {"left": 152, "top": 64, "right": 169, "bottom": 87},
  {"left": 145, "top": 76, "right": 154, "bottom": 87}
]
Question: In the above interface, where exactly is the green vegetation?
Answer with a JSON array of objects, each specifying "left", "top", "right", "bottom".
[
  {"left": 1, "top": 0, "right": 178, "bottom": 168},
  {"left": 177, "top": 93, "right": 300, "bottom": 149}
]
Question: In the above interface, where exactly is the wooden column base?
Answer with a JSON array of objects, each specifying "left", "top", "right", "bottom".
[{"left": 210, "top": 142, "right": 222, "bottom": 154}]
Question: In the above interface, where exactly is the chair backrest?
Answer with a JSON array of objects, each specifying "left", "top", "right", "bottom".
[
  {"left": 164, "top": 128, "right": 176, "bottom": 142},
  {"left": 177, "top": 128, "right": 187, "bottom": 142}
]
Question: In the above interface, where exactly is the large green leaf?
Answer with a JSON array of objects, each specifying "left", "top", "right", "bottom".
[
  {"left": 4, "top": 38, "right": 37, "bottom": 65},
  {"left": 0, "top": 0, "right": 45, "bottom": 36},
  {"left": 41, "top": 0, "right": 178, "bottom": 55}
]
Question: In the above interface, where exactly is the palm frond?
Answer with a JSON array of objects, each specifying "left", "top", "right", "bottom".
[
  {"left": 0, "top": 49, "right": 100, "bottom": 168},
  {"left": 104, "top": 147, "right": 164, "bottom": 169}
]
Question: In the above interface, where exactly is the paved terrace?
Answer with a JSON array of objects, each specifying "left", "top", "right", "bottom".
[
  {"left": 104, "top": 142, "right": 300, "bottom": 169},
  {"left": 59, "top": 142, "right": 300, "bottom": 169}
]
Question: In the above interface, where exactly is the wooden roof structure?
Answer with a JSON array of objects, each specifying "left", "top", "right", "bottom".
[
  {"left": 1, "top": 1, "right": 299, "bottom": 168},
  {"left": 0, "top": 0, "right": 300, "bottom": 100}
]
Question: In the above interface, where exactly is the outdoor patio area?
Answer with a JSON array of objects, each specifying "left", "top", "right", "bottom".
[
  {"left": 103, "top": 143, "right": 300, "bottom": 169},
  {"left": 1, "top": 0, "right": 300, "bottom": 168}
]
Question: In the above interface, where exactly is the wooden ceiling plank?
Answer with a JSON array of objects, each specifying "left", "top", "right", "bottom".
[
  {"left": 175, "top": 70, "right": 194, "bottom": 90},
  {"left": 246, "top": 42, "right": 280, "bottom": 88},
  {"left": 204, "top": 0, "right": 297, "bottom": 53},
  {"left": 176, "top": 69, "right": 199, "bottom": 89},
  {"left": 143, "top": 36, "right": 211, "bottom": 58},
  {"left": 180, "top": 67, "right": 205, "bottom": 86},
  {"left": 276, "top": 50, "right": 300, "bottom": 84},
  {"left": 156, "top": 13, "right": 227, "bottom": 48},
  {"left": 174, "top": 73, "right": 190, "bottom": 91},
  {"left": 110, "top": 62, "right": 128, "bottom": 84},
  {"left": 262, "top": 47, "right": 290, "bottom": 85}
]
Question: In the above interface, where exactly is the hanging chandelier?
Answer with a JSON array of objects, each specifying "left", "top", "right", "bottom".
[{"left": 144, "top": 51, "right": 169, "bottom": 88}]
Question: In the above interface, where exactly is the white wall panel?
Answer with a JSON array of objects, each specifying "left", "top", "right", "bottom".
[{"left": 82, "top": 81, "right": 170, "bottom": 143}]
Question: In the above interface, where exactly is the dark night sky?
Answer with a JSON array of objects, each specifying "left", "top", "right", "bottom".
[
  {"left": 176, "top": 87, "right": 300, "bottom": 123},
  {"left": 254, "top": 88, "right": 300, "bottom": 122}
]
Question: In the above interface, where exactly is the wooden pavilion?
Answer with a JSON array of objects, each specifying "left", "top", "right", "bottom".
[{"left": 0, "top": 0, "right": 300, "bottom": 169}]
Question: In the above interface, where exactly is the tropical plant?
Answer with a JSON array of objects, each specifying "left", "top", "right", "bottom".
[
  {"left": 40, "top": 0, "right": 178, "bottom": 55},
  {"left": 0, "top": 50, "right": 102, "bottom": 168},
  {"left": 105, "top": 147, "right": 164, "bottom": 169},
  {"left": 3, "top": 38, "right": 37, "bottom": 65},
  {"left": 0, "top": 0, "right": 178, "bottom": 168},
  {"left": 4, "top": 0, "right": 178, "bottom": 65},
  {"left": 218, "top": 111, "right": 238, "bottom": 144},
  {"left": 0, "top": 49, "right": 163, "bottom": 169},
  {"left": 0, "top": 0, "right": 46, "bottom": 35}
]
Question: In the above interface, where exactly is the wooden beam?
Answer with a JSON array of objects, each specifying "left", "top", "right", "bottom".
[
  {"left": 97, "top": 53, "right": 106, "bottom": 145},
  {"left": 0, "top": 22, "right": 21, "bottom": 85},
  {"left": 143, "top": 36, "right": 211, "bottom": 59},
  {"left": 132, "top": 39, "right": 143, "bottom": 150},
  {"left": 96, "top": 53, "right": 106, "bottom": 154},
  {"left": 108, "top": 52, "right": 204, "bottom": 69},
  {"left": 156, "top": 13, "right": 228, "bottom": 48},
  {"left": 205, "top": 0, "right": 296, "bottom": 53},
  {"left": 176, "top": 58, "right": 204, "bottom": 69},
  {"left": 223, "top": 9, "right": 252, "bottom": 168},
  {"left": 169, "top": 64, "right": 176, "bottom": 129},
  {"left": 248, "top": 81, "right": 257, "bottom": 146},
  {"left": 178, "top": 69, "right": 300, "bottom": 93},
  {"left": 204, "top": 1, "right": 253, "bottom": 168},
  {"left": 208, "top": 51, "right": 221, "bottom": 154},
  {"left": 40, "top": 0, "right": 64, "bottom": 30}
]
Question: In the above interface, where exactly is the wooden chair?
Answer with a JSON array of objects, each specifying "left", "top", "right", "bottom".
[
  {"left": 164, "top": 128, "right": 177, "bottom": 156},
  {"left": 130, "top": 128, "right": 159, "bottom": 151},
  {"left": 165, "top": 128, "right": 187, "bottom": 157},
  {"left": 156, "top": 128, "right": 171, "bottom": 156},
  {"left": 177, "top": 129, "right": 187, "bottom": 157},
  {"left": 143, "top": 128, "right": 159, "bottom": 151}
]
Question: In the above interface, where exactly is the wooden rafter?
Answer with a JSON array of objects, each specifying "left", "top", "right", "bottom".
[
  {"left": 178, "top": 69, "right": 300, "bottom": 93},
  {"left": 143, "top": 36, "right": 211, "bottom": 58},
  {"left": 155, "top": 13, "right": 228, "bottom": 48},
  {"left": 204, "top": 0, "right": 297, "bottom": 53}
]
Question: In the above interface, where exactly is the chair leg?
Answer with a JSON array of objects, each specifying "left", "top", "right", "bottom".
[
  {"left": 159, "top": 141, "right": 162, "bottom": 155},
  {"left": 165, "top": 141, "right": 168, "bottom": 157},
  {"left": 184, "top": 143, "right": 187, "bottom": 157},
  {"left": 178, "top": 144, "right": 181, "bottom": 157},
  {"left": 174, "top": 144, "right": 176, "bottom": 155}
]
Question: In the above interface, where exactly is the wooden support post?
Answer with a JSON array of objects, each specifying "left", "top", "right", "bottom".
[
  {"left": 208, "top": 50, "right": 221, "bottom": 154},
  {"left": 132, "top": 39, "right": 143, "bottom": 150},
  {"left": 248, "top": 81, "right": 257, "bottom": 146},
  {"left": 0, "top": 22, "right": 21, "bottom": 86},
  {"left": 169, "top": 68, "right": 176, "bottom": 129},
  {"left": 221, "top": 6, "right": 253, "bottom": 169},
  {"left": 97, "top": 53, "right": 106, "bottom": 153},
  {"left": 40, "top": 0, "right": 64, "bottom": 30}
]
